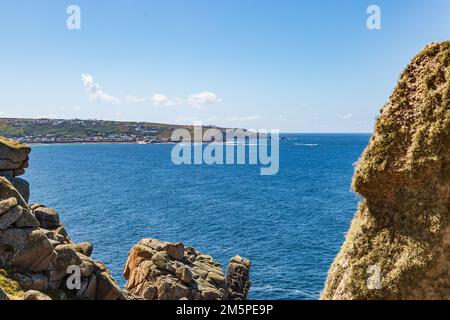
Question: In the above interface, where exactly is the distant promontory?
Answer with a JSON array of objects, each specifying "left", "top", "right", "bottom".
[{"left": 0, "top": 118, "right": 224, "bottom": 144}]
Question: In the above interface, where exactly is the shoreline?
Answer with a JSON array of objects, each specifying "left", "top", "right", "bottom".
[{"left": 24, "top": 141, "right": 178, "bottom": 146}]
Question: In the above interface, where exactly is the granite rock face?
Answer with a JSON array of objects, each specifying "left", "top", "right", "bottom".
[
  {"left": 226, "top": 256, "right": 251, "bottom": 300},
  {"left": 0, "top": 139, "right": 123, "bottom": 300},
  {"left": 124, "top": 238, "right": 251, "bottom": 300},
  {"left": 322, "top": 42, "right": 450, "bottom": 300},
  {"left": 0, "top": 137, "right": 30, "bottom": 175}
]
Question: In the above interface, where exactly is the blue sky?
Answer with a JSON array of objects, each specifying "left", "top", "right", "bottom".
[{"left": 0, "top": 0, "right": 449, "bottom": 132}]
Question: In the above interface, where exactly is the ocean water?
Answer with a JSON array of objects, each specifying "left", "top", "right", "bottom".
[{"left": 23, "top": 134, "right": 370, "bottom": 300}]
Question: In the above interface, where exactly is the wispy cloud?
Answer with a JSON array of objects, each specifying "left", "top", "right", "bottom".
[
  {"left": 81, "top": 74, "right": 120, "bottom": 105},
  {"left": 187, "top": 92, "right": 221, "bottom": 107},
  {"left": 81, "top": 74, "right": 221, "bottom": 109},
  {"left": 151, "top": 92, "right": 220, "bottom": 108},
  {"left": 175, "top": 115, "right": 261, "bottom": 125},
  {"left": 338, "top": 113, "right": 353, "bottom": 120},
  {"left": 222, "top": 115, "right": 261, "bottom": 122},
  {"left": 125, "top": 95, "right": 149, "bottom": 103},
  {"left": 150, "top": 94, "right": 182, "bottom": 107}
]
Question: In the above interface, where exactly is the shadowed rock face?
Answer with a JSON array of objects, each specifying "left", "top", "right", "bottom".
[{"left": 322, "top": 42, "right": 450, "bottom": 300}]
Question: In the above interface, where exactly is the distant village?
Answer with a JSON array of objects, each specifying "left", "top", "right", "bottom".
[
  {"left": 4, "top": 118, "right": 174, "bottom": 144},
  {"left": 0, "top": 118, "right": 232, "bottom": 144}
]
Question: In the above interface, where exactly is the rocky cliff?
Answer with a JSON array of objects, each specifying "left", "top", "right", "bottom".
[
  {"left": 123, "top": 239, "right": 251, "bottom": 300},
  {"left": 322, "top": 42, "right": 450, "bottom": 299},
  {"left": 0, "top": 136, "right": 250, "bottom": 300}
]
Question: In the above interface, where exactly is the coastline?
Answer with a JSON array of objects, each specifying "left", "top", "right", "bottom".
[{"left": 25, "top": 141, "right": 178, "bottom": 146}]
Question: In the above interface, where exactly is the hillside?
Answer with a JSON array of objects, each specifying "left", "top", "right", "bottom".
[{"left": 0, "top": 118, "right": 223, "bottom": 144}]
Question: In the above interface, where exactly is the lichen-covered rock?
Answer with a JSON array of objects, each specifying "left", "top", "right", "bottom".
[
  {"left": 0, "top": 177, "right": 28, "bottom": 209},
  {"left": 124, "top": 238, "right": 249, "bottom": 300},
  {"left": 0, "top": 137, "right": 30, "bottom": 173},
  {"left": 322, "top": 42, "right": 450, "bottom": 300},
  {"left": 23, "top": 290, "right": 52, "bottom": 300},
  {"left": 0, "top": 228, "right": 57, "bottom": 273}
]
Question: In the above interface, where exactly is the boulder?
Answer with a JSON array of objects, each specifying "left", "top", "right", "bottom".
[
  {"left": 0, "top": 177, "right": 28, "bottom": 209},
  {"left": 0, "top": 204, "right": 39, "bottom": 230},
  {"left": 322, "top": 42, "right": 450, "bottom": 300},
  {"left": 33, "top": 207, "right": 61, "bottom": 230},
  {"left": 14, "top": 207, "right": 40, "bottom": 228},
  {"left": 226, "top": 256, "right": 251, "bottom": 300},
  {"left": 53, "top": 244, "right": 83, "bottom": 271},
  {"left": 176, "top": 266, "right": 193, "bottom": 285},
  {"left": 8, "top": 177, "right": 30, "bottom": 203},
  {"left": 0, "top": 197, "right": 17, "bottom": 215},
  {"left": 163, "top": 242, "right": 184, "bottom": 261},
  {"left": 0, "top": 205, "right": 22, "bottom": 230},
  {"left": 95, "top": 271, "right": 123, "bottom": 300},
  {"left": 67, "top": 242, "right": 94, "bottom": 257},
  {"left": 23, "top": 290, "right": 52, "bottom": 300},
  {"left": 0, "top": 137, "right": 30, "bottom": 171},
  {"left": 0, "top": 228, "right": 57, "bottom": 272},
  {"left": 77, "top": 253, "right": 95, "bottom": 277}
]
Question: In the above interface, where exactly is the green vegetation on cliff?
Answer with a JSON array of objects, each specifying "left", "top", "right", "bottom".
[
  {"left": 322, "top": 42, "right": 450, "bottom": 300},
  {"left": 0, "top": 268, "right": 24, "bottom": 299}
]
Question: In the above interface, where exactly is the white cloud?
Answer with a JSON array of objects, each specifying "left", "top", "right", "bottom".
[
  {"left": 338, "top": 113, "right": 353, "bottom": 120},
  {"left": 223, "top": 115, "right": 261, "bottom": 122},
  {"left": 151, "top": 92, "right": 220, "bottom": 108},
  {"left": 125, "top": 95, "right": 149, "bottom": 103},
  {"left": 150, "top": 94, "right": 170, "bottom": 106},
  {"left": 81, "top": 73, "right": 120, "bottom": 105},
  {"left": 187, "top": 92, "right": 221, "bottom": 107},
  {"left": 80, "top": 74, "right": 220, "bottom": 109}
]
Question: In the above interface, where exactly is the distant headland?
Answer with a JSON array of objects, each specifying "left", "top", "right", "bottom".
[{"left": 0, "top": 118, "right": 226, "bottom": 145}]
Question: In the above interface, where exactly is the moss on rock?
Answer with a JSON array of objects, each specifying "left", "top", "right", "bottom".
[
  {"left": 322, "top": 42, "right": 450, "bottom": 300},
  {"left": 0, "top": 268, "right": 24, "bottom": 299}
]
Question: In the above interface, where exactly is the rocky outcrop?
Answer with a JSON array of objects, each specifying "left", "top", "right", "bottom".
[
  {"left": 124, "top": 238, "right": 251, "bottom": 300},
  {"left": 226, "top": 256, "right": 251, "bottom": 300},
  {"left": 0, "top": 138, "right": 30, "bottom": 202},
  {"left": 0, "top": 142, "right": 123, "bottom": 300},
  {"left": 0, "top": 137, "right": 30, "bottom": 174},
  {"left": 23, "top": 290, "right": 52, "bottom": 300},
  {"left": 322, "top": 42, "right": 450, "bottom": 300}
]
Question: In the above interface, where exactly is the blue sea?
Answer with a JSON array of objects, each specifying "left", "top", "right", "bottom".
[{"left": 23, "top": 134, "right": 370, "bottom": 300}]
